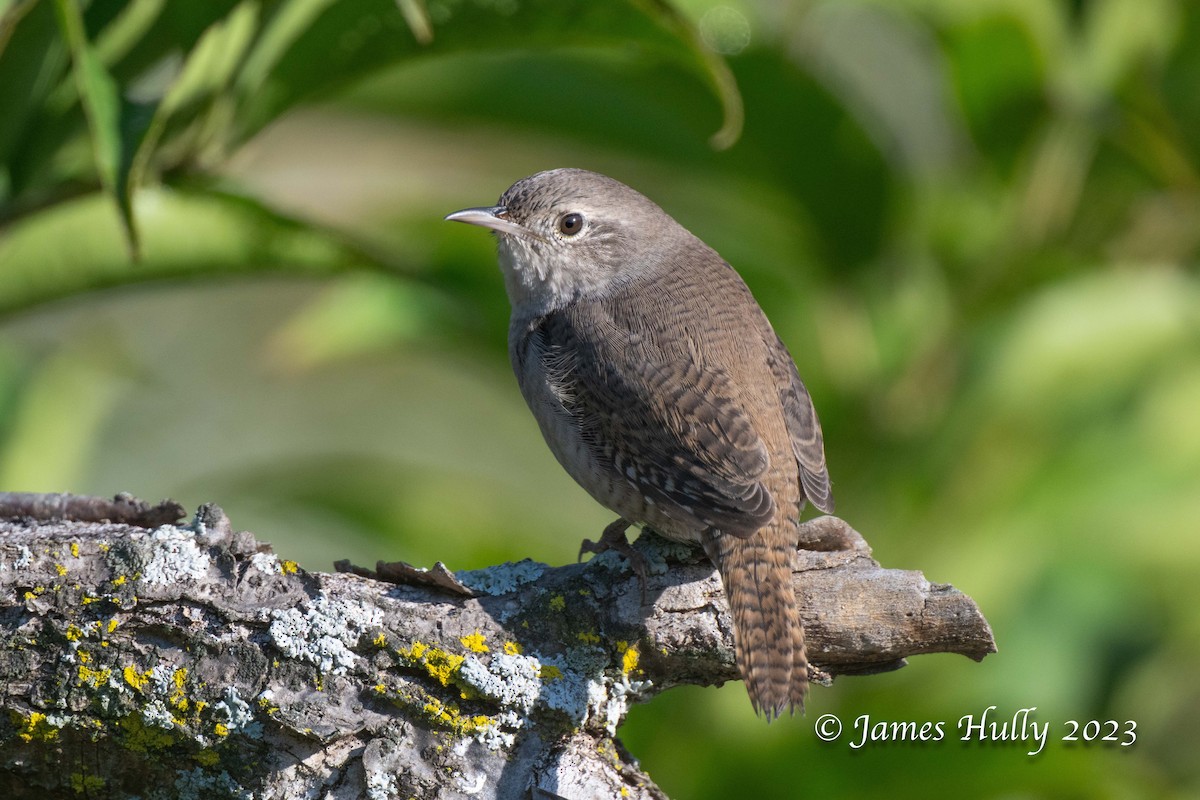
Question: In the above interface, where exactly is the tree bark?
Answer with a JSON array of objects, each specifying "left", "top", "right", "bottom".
[{"left": 0, "top": 494, "right": 994, "bottom": 799}]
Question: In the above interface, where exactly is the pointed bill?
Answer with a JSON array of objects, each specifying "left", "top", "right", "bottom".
[{"left": 444, "top": 206, "right": 529, "bottom": 238}]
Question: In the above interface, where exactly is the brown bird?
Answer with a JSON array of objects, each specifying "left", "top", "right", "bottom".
[{"left": 446, "top": 169, "right": 833, "bottom": 718}]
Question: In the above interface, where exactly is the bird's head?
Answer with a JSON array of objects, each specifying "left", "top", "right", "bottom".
[{"left": 446, "top": 168, "right": 679, "bottom": 316}]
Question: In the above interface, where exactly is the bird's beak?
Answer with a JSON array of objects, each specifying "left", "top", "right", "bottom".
[{"left": 444, "top": 206, "right": 529, "bottom": 238}]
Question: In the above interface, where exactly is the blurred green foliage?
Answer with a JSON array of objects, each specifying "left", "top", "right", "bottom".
[{"left": 1, "top": 0, "right": 1198, "bottom": 797}]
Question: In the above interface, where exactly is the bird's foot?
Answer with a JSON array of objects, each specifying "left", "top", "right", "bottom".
[{"left": 579, "top": 518, "right": 650, "bottom": 602}]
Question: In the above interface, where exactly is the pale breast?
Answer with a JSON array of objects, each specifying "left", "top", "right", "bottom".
[{"left": 510, "top": 316, "right": 698, "bottom": 542}]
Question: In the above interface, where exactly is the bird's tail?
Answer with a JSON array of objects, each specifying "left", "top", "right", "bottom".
[{"left": 703, "top": 527, "right": 808, "bottom": 719}]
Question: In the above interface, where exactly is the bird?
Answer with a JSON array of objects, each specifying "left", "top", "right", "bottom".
[{"left": 445, "top": 168, "right": 834, "bottom": 718}]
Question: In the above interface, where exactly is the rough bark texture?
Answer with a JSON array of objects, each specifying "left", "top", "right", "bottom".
[{"left": 0, "top": 494, "right": 994, "bottom": 799}]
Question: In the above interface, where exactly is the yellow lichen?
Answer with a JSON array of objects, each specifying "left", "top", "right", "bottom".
[
  {"left": 398, "top": 642, "right": 465, "bottom": 687},
  {"left": 112, "top": 575, "right": 127, "bottom": 586},
  {"left": 123, "top": 666, "right": 150, "bottom": 692},
  {"left": 65, "top": 624, "right": 83, "bottom": 642},
  {"left": 162, "top": 668, "right": 193, "bottom": 722},
  {"left": 503, "top": 641, "right": 523, "bottom": 656},
  {"left": 576, "top": 631, "right": 601, "bottom": 645},
  {"left": 548, "top": 594, "right": 566, "bottom": 612},
  {"left": 214, "top": 722, "right": 230, "bottom": 737},
  {"left": 425, "top": 651, "right": 464, "bottom": 686},
  {"left": 77, "top": 664, "right": 111, "bottom": 687},
  {"left": 195, "top": 750, "right": 220, "bottom": 767},
  {"left": 419, "top": 698, "right": 494, "bottom": 736},
  {"left": 597, "top": 737, "right": 622, "bottom": 764},
  {"left": 617, "top": 641, "right": 640, "bottom": 675},
  {"left": 281, "top": 560, "right": 299, "bottom": 574},
  {"left": 16, "top": 711, "right": 59, "bottom": 743},
  {"left": 423, "top": 699, "right": 453, "bottom": 726},
  {"left": 460, "top": 632, "right": 489, "bottom": 653},
  {"left": 54, "top": 563, "right": 67, "bottom": 576},
  {"left": 70, "top": 543, "right": 80, "bottom": 558},
  {"left": 539, "top": 665, "right": 563, "bottom": 681},
  {"left": 107, "top": 619, "right": 119, "bottom": 633},
  {"left": 373, "top": 632, "right": 387, "bottom": 647}
]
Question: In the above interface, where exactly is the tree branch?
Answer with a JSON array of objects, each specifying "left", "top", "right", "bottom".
[{"left": 0, "top": 495, "right": 993, "bottom": 799}]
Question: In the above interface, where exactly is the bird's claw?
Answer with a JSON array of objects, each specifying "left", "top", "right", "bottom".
[{"left": 579, "top": 518, "right": 650, "bottom": 604}]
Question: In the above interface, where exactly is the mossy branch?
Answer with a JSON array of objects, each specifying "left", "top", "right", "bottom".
[{"left": 0, "top": 494, "right": 993, "bottom": 799}]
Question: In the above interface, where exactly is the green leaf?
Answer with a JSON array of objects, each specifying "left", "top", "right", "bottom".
[
  {"left": 0, "top": 186, "right": 382, "bottom": 315},
  {"left": 118, "top": 1, "right": 259, "bottom": 223},
  {"left": 52, "top": 0, "right": 150, "bottom": 256},
  {"left": 0, "top": 0, "right": 71, "bottom": 193},
  {"left": 7, "top": 0, "right": 739, "bottom": 243},
  {"left": 156, "top": 0, "right": 257, "bottom": 119},
  {"left": 231, "top": 0, "right": 741, "bottom": 149},
  {"left": 0, "top": 1, "right": 247, "bottom": 210},
  {"left": 632, "top": 0, "right": 742, "bottom": 148}
]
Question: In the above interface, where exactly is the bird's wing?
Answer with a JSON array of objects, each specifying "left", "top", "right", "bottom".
[
  {"left": 531, "top": 303, "right": 775, "bottom": 538},
  {"left": 763, "top": 331, "right": 834, "bottom": 513}
]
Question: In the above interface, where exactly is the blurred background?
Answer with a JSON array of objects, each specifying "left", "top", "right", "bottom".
[{"left": 1, "top": 0, "right": 1198, "bottom": 796}]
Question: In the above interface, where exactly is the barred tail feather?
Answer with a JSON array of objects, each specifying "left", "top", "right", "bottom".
[
  {"left": 790, "top": 599, "right": 810, "bottom": 713},
  {"left": 703, "top": 528, "right": 808, "bottom": 719}
]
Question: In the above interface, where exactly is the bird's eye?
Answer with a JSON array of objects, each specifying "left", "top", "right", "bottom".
[{"left": 558, "top": 213, "right": 584, "bottom": 236}]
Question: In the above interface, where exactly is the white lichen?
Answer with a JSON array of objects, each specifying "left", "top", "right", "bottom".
[
  {"left": 455, "top": 559, "right": 545, "bottom": 595},
  {"left": 249, "top": 552, "right": 282, "bottom": 574},
  {"left": 140, "top": 526, "right": 210, "bottom": 586},
  {"left": 141, "top": 700, "right": 178, "bottom": 729},
  {"left": 538, "top": 657, "right": 591, "bottom": 722},
  {"left": 474, "top": 710, "right": 521, "bottom": 750},
  {"left": 458, "top": 652, "right": 542, "bottom": 710},
  {"left": 149, "top": 664, "right": 179, "bottom": 695},
  {"left": 453, "top": 769, "right": 487, "bottom": 795},
  {"left": 269, "top": 591, "right": 383, "bottom": 674},
  {"left": 213, "top": 686, "right": 262, "bottom": 738},
  {"left": 365, "top": 767, "right": 398, "bottom": 800},
  {"left": 586, "top": 674, "right": 654, "bottom": 736}
]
